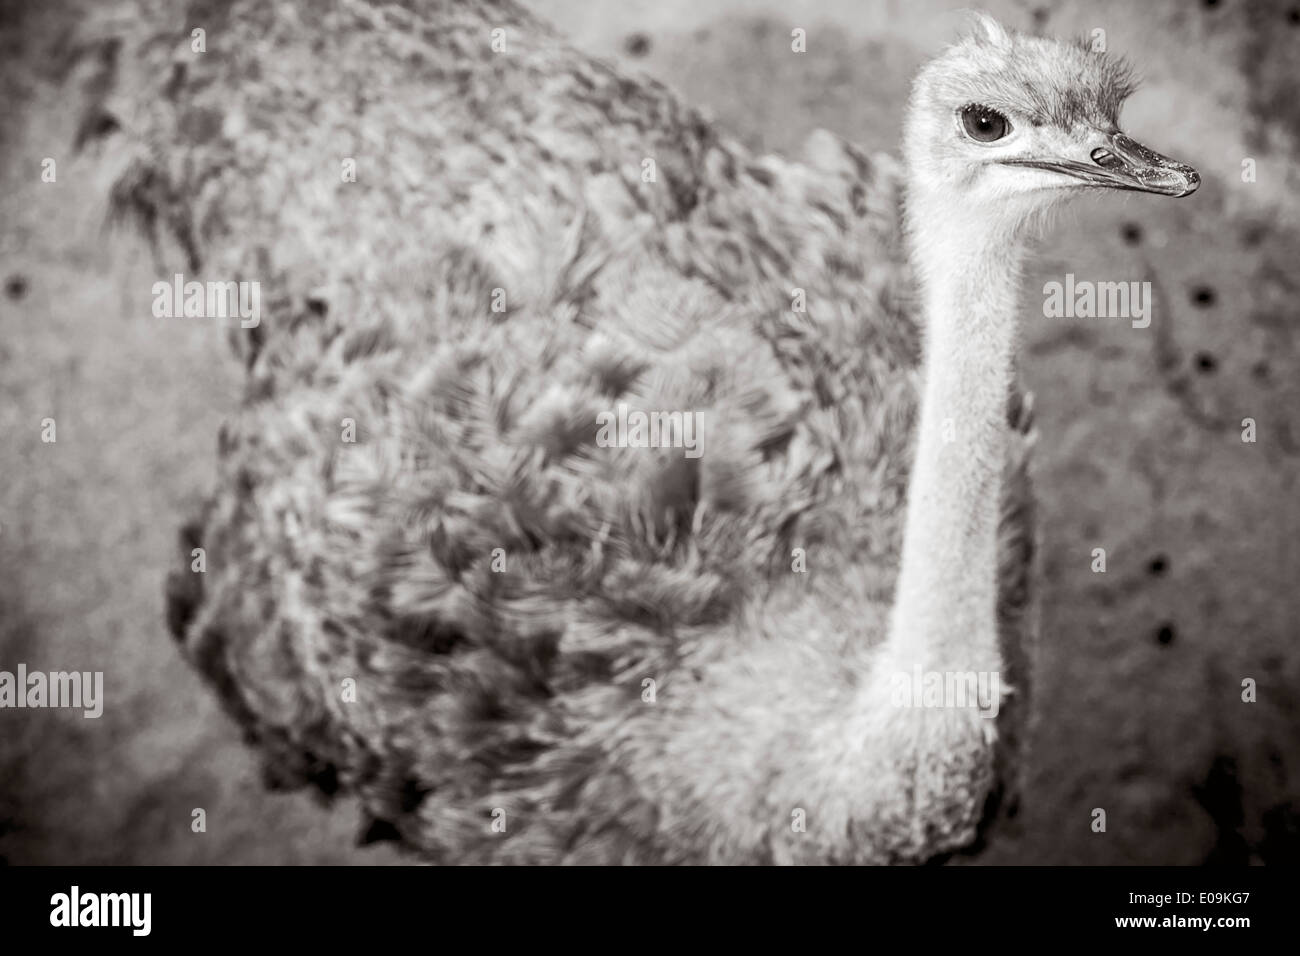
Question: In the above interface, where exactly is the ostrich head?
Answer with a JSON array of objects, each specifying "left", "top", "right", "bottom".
[{"left": 902, "top": 13, "right": 1198, "bottom": 231}]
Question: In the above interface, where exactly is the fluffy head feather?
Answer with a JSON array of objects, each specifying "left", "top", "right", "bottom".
[{"left": 937, "top": 13, "right": 1137, "bottom": 131}]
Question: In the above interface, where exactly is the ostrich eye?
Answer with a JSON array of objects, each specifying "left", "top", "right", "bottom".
[{"left": 960, "top": 105, "right": 1010, "bottom": 143}]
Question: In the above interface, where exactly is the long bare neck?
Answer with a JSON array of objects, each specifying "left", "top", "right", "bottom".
[{"left": 886, "top": 193, "right": 1029, "bottom": 674}]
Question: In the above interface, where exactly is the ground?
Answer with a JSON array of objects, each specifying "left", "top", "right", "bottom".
[{"left": 0, "top": 0, "right": 1297, "bottom": 864}]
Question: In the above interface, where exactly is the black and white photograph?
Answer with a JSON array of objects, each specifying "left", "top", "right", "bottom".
[{"left": 0, "top": 0, "right": 1296, "bottom": 925}]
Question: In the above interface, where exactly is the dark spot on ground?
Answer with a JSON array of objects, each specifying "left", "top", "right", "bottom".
[
  {"left": 1157, "top": 623, "right": 1176, "bottom": 645},
  {"left": 1192, "top": 285, "right": 1216, "bottom": 307},
  {"left": 1148, "top": 554, "right": 1168, "bottom": 576},
  {"left": 1240, "top": 222, "right": 1268, "bottom": 247},
  {"left": 1120, "top": 222, "right": 1142, "bottom": 246},
  {"left": 1252, "top": 360, "right": 1270, "bottom": 381},
  {"left": 1195, "top": 352, "right": 1218, "bottom": 373},
  {"left": 624, "top": 32, "right": 651, "bottom": 57},
  {"left": 4, "top": 274, "right": 28, "bottom": 300}
]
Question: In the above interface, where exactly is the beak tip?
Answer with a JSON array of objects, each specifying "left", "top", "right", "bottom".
[
  {"left": 1108, "top": 132, "right": 1201, "bottom": 198},
  {"left": 1140, "top": 164, "right": 1199, "bottom": 198}
]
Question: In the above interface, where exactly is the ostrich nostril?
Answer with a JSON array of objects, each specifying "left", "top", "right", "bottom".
[{"left": 1090, "top": 147, "right": 1123, "bottom": 169}]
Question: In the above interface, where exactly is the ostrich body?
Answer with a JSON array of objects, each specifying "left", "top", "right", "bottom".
[{"left": 86, "top": 1, "right": 1198, "bottom": 863}]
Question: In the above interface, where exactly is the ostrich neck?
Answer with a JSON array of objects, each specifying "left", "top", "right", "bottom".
[{"left": 887, "top": 196, "right": 1028, "bottom": 674}]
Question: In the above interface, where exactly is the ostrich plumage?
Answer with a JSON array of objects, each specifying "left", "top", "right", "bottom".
[{"left": 85, "top": 0, "right": 1060, "bottom": 863}]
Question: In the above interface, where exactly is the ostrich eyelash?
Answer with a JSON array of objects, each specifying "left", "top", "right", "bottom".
[{"left": 957, "top": 102, "right": 1011, "bottom": 121}]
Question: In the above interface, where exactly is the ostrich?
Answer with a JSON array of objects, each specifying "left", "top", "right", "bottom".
[{"left": 83, "top": 2, "right": 1197, "bottom": 863}]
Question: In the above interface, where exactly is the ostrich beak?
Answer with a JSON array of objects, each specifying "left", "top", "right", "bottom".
[{"left": 1003, "top": 132, "right": 1200, "bottom": 198}]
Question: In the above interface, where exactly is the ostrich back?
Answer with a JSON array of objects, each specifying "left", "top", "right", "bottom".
[{"left": 84, "top": 0, "right": 1036, "bottom": 863}]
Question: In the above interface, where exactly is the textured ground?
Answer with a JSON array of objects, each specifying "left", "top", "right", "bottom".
[{"left": 0, "top": 0, "right": 1297, "bottom": 864}]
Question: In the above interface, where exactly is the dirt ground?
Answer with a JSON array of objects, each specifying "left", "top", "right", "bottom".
[{"left": 1, "top": 0, "right": 1297, "bottom": 864}]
